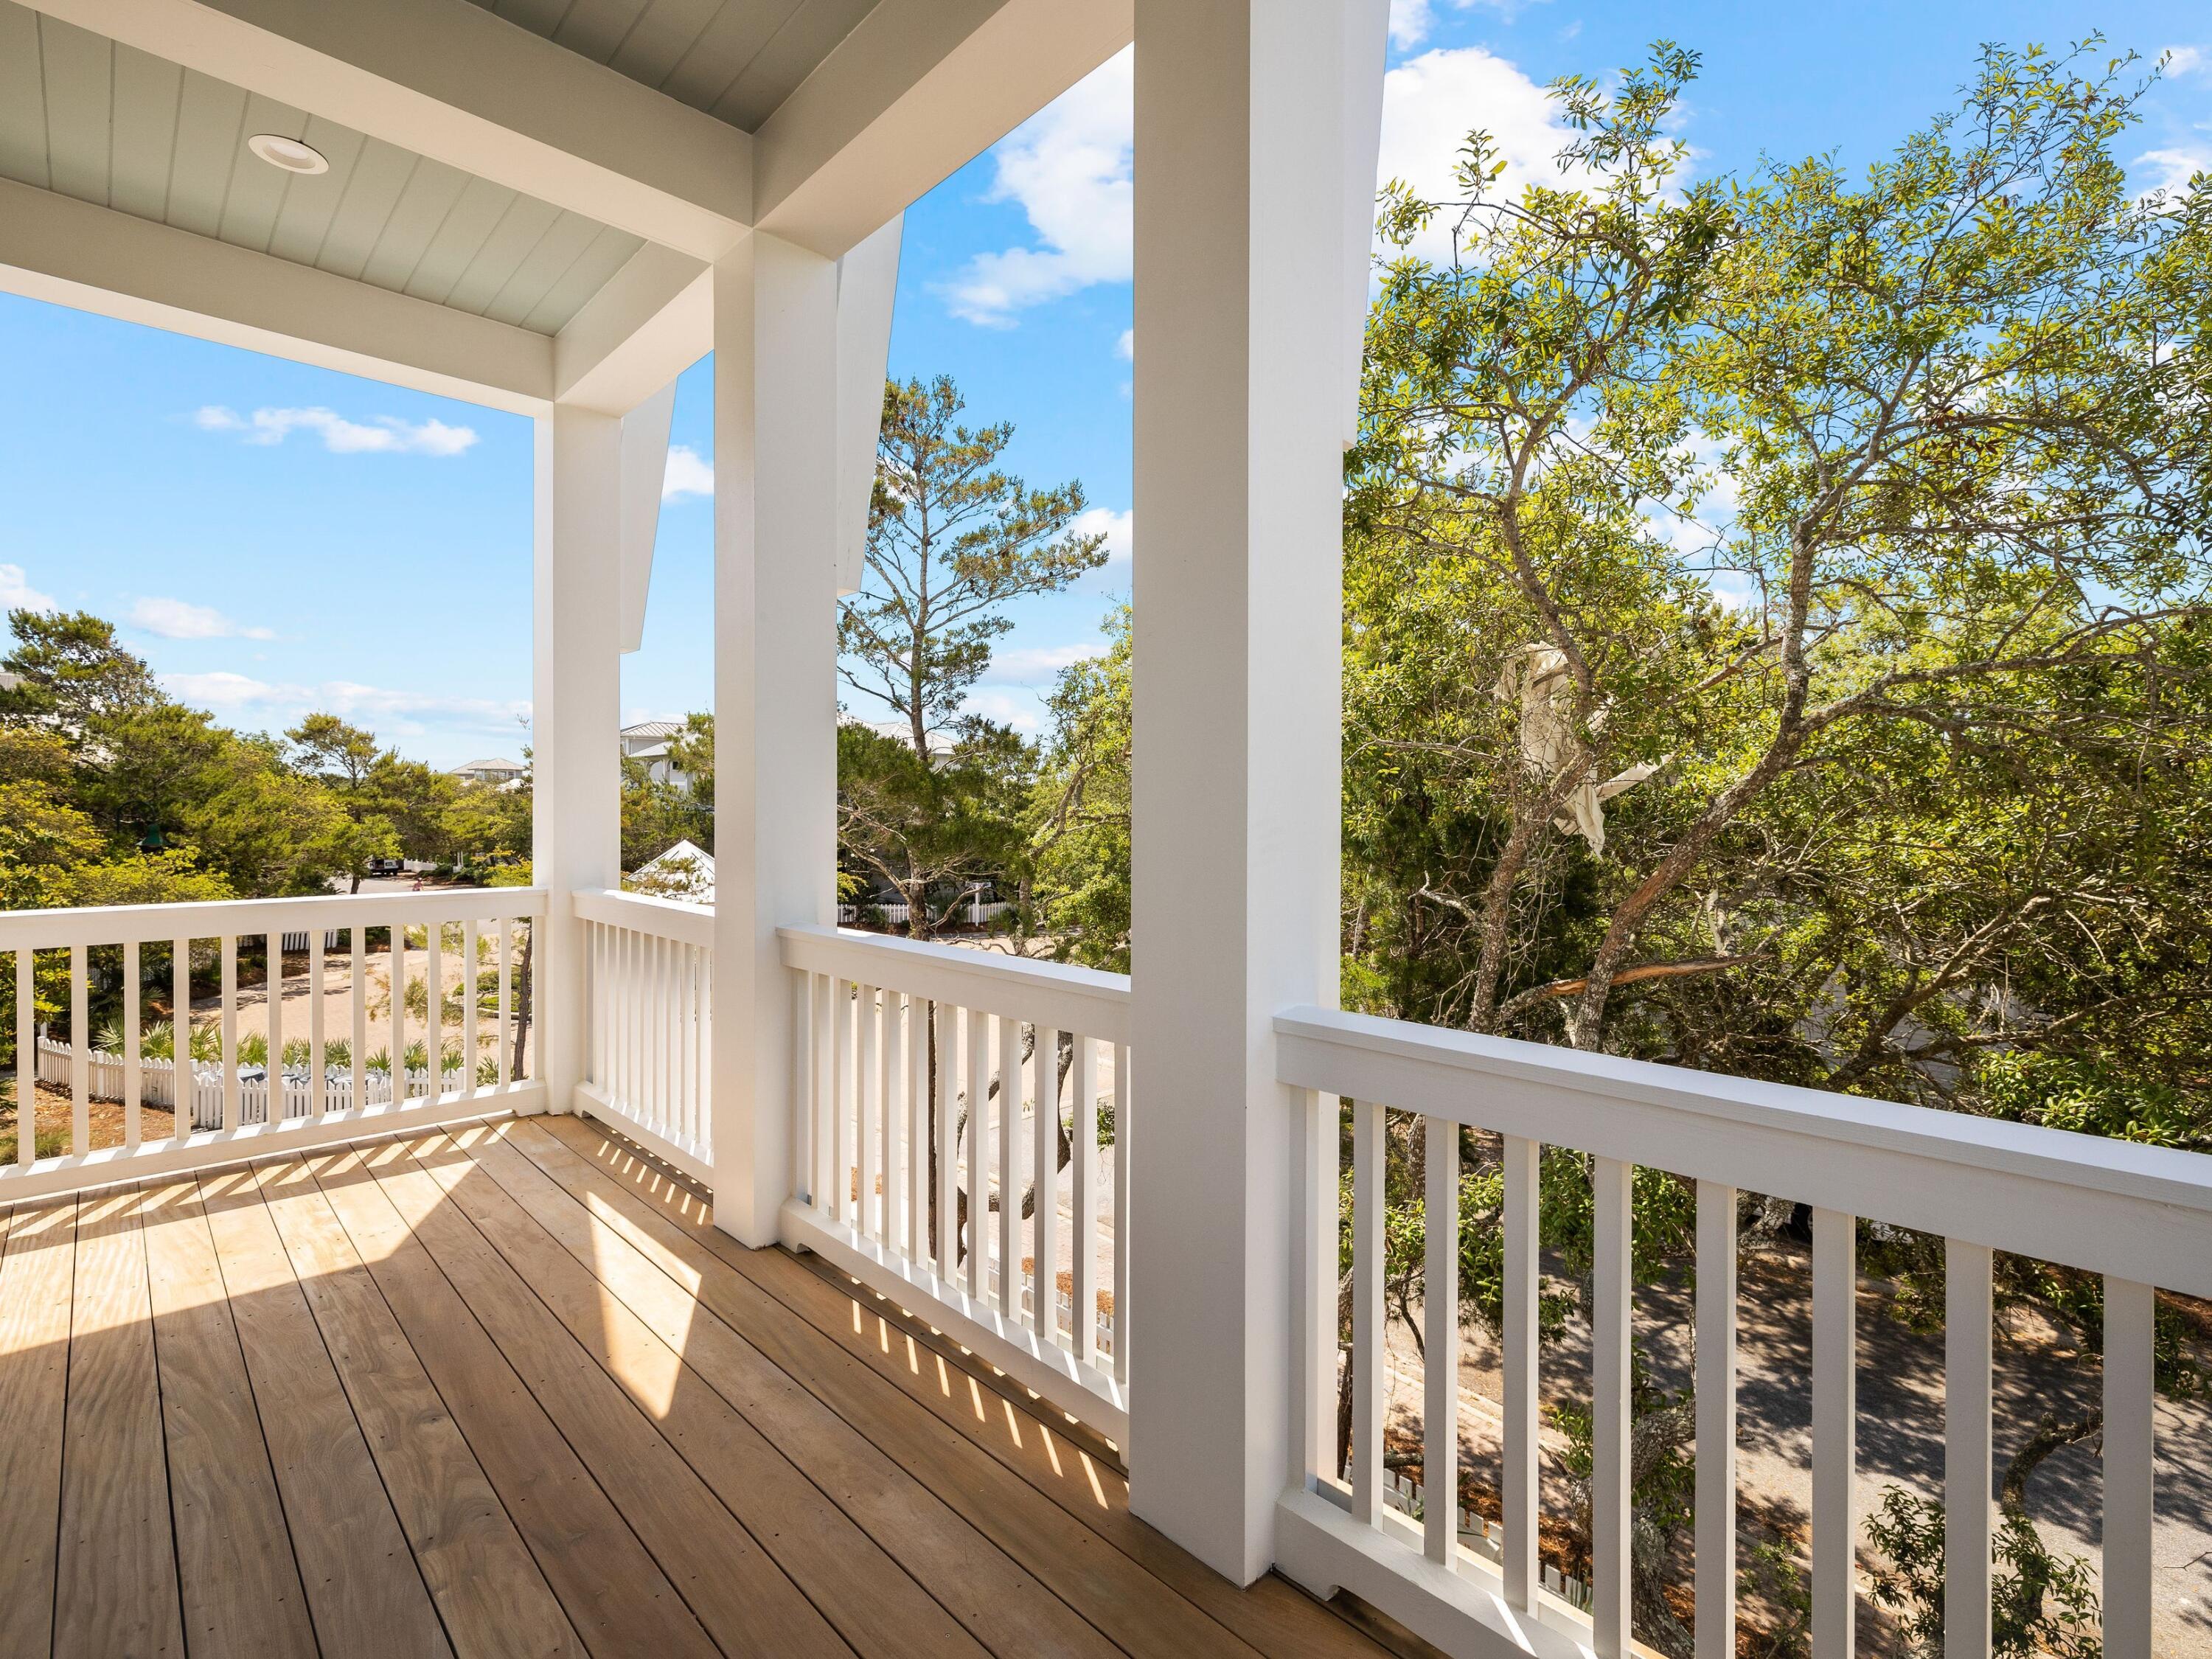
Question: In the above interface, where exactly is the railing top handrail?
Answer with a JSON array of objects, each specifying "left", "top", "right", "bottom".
[
  {"left": 0, "top": 886, "right": 549, "bottom": 951},
  {"left": 1276, "top": 1002, "right": 2212, "bottom": 1295},
  {"left": 779, "top": 922, "right": 1130, "bottom": 1043},
  {"left": 572, "top": 887, "right": 716, "bottom": 948}
]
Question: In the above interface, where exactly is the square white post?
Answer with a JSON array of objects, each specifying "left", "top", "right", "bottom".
[
  {"left": 532, "top": 403, "right": 624, "bottom": 1110},
  {"left": 709, "top": 232, "right": 841, "bottom": 1245},
  {"left": 1128, "top": 0, "right": 1382, "bottom": 1584}
]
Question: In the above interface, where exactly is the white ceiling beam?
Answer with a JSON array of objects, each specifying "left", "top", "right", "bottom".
[
  {"left": 753, "top": 0, "right": 1131, "bottom": 260},
  {"left": 0, "top": 177, "right": 552, "bottom": 414},
  {"left": 554, "top": 243, "right": 712, "bottom": 415},
  {"left": 22, "top": 0, "right": 754, "bottom": 261}
]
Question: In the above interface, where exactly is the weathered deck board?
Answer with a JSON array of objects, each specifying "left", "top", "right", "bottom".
[
  {"left": 55, "top": 1186, "right": 184, "bottom": 1658},
  {"left": 139, "top": 1176, "right": 317, "bottom": 1658},
  {"left": 299, "top": 1145, "right": 720, "bottom": 1659},
  {"left": 247, "top": 1155, "right": 585, "bottom": 1659},
  {"left": 0, "top": 1115, "right": 1411, "bottom": 1659},
  {"left": 437, "top": 1120, "right": 1116, "bottom": 1659},
  {"left": 192, "top": 1165, "right": 454, "bottom": 1659},
  {"left": 345, "top": 1137, "right": 861, "bottom": 1658},
  {"left": 0, "top": 1198, "right": 74, "bottom": 1658}
]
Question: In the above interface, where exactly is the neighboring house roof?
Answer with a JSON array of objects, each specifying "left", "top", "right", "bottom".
[
  {"left": 628, "top": 742, "right": 672, "bottom": 762},
  {"left": 621, "top": 720, "right": 683, "bottom": 741},
  {"left": 628, "top": 840, "right": 714, "bottom": 905},
  {"left": 851, "top": 717, "right": 959, "bottom": 757},
  {"left": 453, "top": 757, "right": 524, "bottom": 773}
]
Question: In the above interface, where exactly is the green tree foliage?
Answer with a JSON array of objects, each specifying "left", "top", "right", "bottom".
[
  {"left": 840, "top": 375, "right": 1107, "bottom": 757},
  {"left": 1026, "top": 609, "right": 1130, "bottom": 969},
  {"left": 1020, "top": 36, "right": 2211, "bottom": 1656}
]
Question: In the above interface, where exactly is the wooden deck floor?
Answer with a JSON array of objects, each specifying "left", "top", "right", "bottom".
[{"left": 0, "top": 1113, "right": 1417, "bottom": 1659}]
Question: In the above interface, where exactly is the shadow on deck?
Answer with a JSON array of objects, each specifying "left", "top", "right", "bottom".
[{"left": 0, "top": 1113, "right": 1432, "bottom": 1658}]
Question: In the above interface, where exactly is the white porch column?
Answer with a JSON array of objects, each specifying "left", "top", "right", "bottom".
[
  {"left": 709, "top": 232, "right": 841, "bottom": 1245},
  {"left": 532, "top": 404, "right": 625, "bottom": 1108},
  {"left": 1129, "top": 0, "right": 1381, "bottom": 1584}
]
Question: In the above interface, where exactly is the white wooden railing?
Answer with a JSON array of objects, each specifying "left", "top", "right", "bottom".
[
  {"left": 1, "top": 887, "right": 546, "bottom": 1203},
  {"left": 1272, "top": 1004, "right": 2212, "bottom": 1659},
  {"left": 779, "top": 925, "right": 1132, "bottom": 1441},
  {"left": 574, "top": 888, "right": 714, "bottom": 1185}
]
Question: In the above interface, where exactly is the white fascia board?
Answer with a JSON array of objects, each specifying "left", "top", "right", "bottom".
[
  {"left": 23, "top": 0, "right": 753, "bottom": 261},
  {"left": 1340, "top": 0, "right": 1389, "bottom": 446},
  {"left": 554, "top": 243, "right": 712, "bottom": 415},
  {"left": 0, "top": 177, "right": 552, "bottom": 414},
  {"left": 618, "top": 379, "right": 677, "bottom": 655},
  {"left": 833, "top": 215, "right": 902, "bottom": 595},
  {"left": 752, "top": 0, "right": 1132, "bottom": 260}
]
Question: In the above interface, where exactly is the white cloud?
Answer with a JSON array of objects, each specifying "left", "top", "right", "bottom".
[
  {"left": 1378, "top": 46, "right": 1580, "bottom": 262},
  {"left": 961, "top": 686, "right": 1045, "bottom": 735},
  {"left": 939, "top": 48, "right": 1133, "bottom": 326},
  {"left": 159, "top": 671, "right": 529, "bottom": 737},
  {"left": 128, "top": 596, "right": 274, "bottom": 641},
  {"left": 663, "top": 443, "right": 714, "bottom": 501},
  {"left": 1071, "top": 506, "right": 1133, "bottom": 590},
  {"left": 988, "top": 642, "right": 1095, "bottom": 684},
  {"left": 2162, "top": 45, "right": 2205, "bottom": 77},
  {"left": 2138, "top": 145, "right": 2211, "bottom": 197},
  {"left": 194, "top": 404, "right": 479, "bottom": 456},
  {"left": 1074, "top": 505, "right": 1131, "bottom": 566},
  {"left": 0, "top": 563, "right": 55, "bottom": 613},
  {"left": 1116, "top": 327, "right": 1133, "bottom": 362},
  {"left": 1390, "top": 0, "right": 1438, "bottom": 47}
]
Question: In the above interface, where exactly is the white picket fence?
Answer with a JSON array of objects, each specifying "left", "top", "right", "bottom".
[
  {"left": 35, "top": 1036, "right": 467, "bottom": 1131},
  {"left": 837, "top": 899, "right": 1014, "bottom": 928}
]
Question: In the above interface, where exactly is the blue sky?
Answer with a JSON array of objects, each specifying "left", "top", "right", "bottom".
[{"left": 4, "top": 2, "right": 2207, "bottom": 767}]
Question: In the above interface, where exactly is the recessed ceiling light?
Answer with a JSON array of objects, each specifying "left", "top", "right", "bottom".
[{"left": 247, "top": 133, "right": 329, "bottom": 175}]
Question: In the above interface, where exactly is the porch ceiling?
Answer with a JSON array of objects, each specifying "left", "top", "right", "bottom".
[
  {"left": 464, "top": 0, "right": 880, "bottom": 132},
  {"left": 0, "top": 1, "right": 647, "bottom": 335}
]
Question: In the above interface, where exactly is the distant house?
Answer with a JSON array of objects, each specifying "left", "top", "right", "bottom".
[
  {"left": 451, "top": 757, "right": 525, "bottom": 786},
  {"left": 627, "top": 838, "right": 714, "bottom": 905},
  {"left": 622, "top": 720, "right": 691, "bottom": 787}
]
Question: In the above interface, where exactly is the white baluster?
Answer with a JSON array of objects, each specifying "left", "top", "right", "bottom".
[
  {"left": 310, "top": 925, "right": 327, "bottom": 1116},
  {"left": 833, "top": 981, "right": 856, "bottom": 1227},
  {"left": 1352, "top": 1098, "right": 1383, "bottom": 1526},
  {"left": 1814, "top": 1207, "right": 1858, "bottom": 1658},
  {"left": 1695, "top": 1180, "right": 1738, "bottom": 1659},
  {"left": 268, "top": 930, "right": 284, "bottom": 1116},
  {"left": 997, "top": 1015, "right": 1020, "bottom": 1316},
  {"left": 123, "top": 940, "right": 142, "bottom": 1148},
  {"left": 1071, "top": 1036, "right": 1099, "bottom": 1366},
  {"left": 1034, "top": 1026, "right": 1061, "bottom": 1341},
  {"left": 221, "top": 934, "right": 240, "bottom": 1130},
  {"left": 883, "top": 990, "right": 904, "bottom": 1253},
  {"left": 350, "top": 928, "right": 368, "bottom": 1107},
  {"left": 463, "top": 920, "right": 479, "bottom": 1099},
  {"left": 1503, "top": 1134, "right": 1540, "bottom": 1610},
  {"left": 1424, "top": 1113, "right": 1458, "bottom": 1568},
  {"left": 966, "top": 1006, "right": 989, "bottom": 1300},
  {"left": 173, "top": 937, "right": 192, "bottom": 1141},
  {"left": 2103, "top": 1276, "right": 2154, "bottom": 1659},
  {"left": 69, "top": 944, "right": 88, "bottom": 1152},
  {"left": 907, "top": 993, "right": 928, "bottom": 1265},
  {"left": 1592, "top": 1156, "right": 1632, "bottom": 1659},
  {"left": 1946, "top": 1239, "right": 1994, "bottom": 1659},
  {"left": 813, "top": 973, "right": 835, "bottom": 1211},
  {"left": 857, "top": 984, "right": 879, "bottom": 1238},
  {"left": 934, "top": 1001, "right": 956, "bottom": 1279},
  {"left": 1113, "top": 1041, "right": 1130, "bottom": 1386},
  {"left": 16, "top": 947, "right": 34, "bottom": 1166}
]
